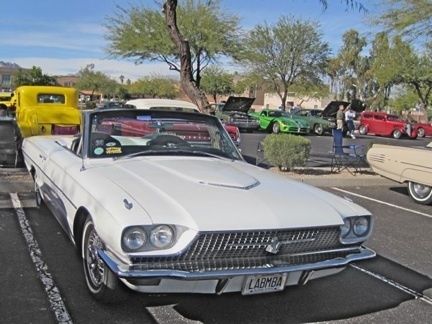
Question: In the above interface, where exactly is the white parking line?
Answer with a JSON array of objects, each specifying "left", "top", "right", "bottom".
[
  {"left": 9, "top": 193, "right": 73, "bottom": 324},
  {"left": 331, "top": 187, "right": 432, "bottom": 219},
  {"left": 147, "top": 304, "right": 203, "bottom": 324},
  {"left": 350, "top": 264, "right": 432, "bottom": 306}
]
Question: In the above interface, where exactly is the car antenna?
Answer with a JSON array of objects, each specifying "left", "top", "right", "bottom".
[{"left": 80, "top": 155, "right": 86, "bottom": 171}]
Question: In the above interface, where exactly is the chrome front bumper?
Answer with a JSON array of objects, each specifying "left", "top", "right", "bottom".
[{"left": 98, "top": 246, "right": 375, "bottom": 280}]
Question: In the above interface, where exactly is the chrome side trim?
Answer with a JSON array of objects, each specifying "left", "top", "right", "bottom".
[{"left": 98, "top": 247, "right": 376, "bottom": 280}]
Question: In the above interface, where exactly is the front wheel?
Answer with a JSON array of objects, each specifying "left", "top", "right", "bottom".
[
  {"left": 82, "top": 217, "right": 122, "bottom": 302},
  {"left": 392, "top": 129, "right": 402, "bottom": 139},
  {"left": 417, "top": 127, "right": 425, "bottom": 138},
  {"left": 272, "top": 122, "right": 280, "bottom": 134},
  {"left": 313, "top": 124, "right": 324, "bottom": 135},
  {"left": 358, "top": 125, "right": 367, "bottom": 135},
  {"left": 408, "top": 182, "right": 432, "bottom": 205}
]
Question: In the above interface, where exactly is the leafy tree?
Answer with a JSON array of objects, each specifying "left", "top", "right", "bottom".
[
  {"left": 389, "top": 88, "right": 419, "bottom": 113},
  {"left": 368, "top": 34, "right": 413, "bottom": 108},
  {"left": 336, "top": 29, "right": 368, "bottom": 100},
  {"left": 289, "top": 80, "right": 329, "bottom": 107},
  {"left": 377, "top": 0, "right": 432, "bottom": 39},
  {"left": 239, "top": 17, "right": 329, "bottom": 110},
  {"left": 106, "top": 0, "right": 240, "bottom": 110},
  {"left": 128, "top": 77, "right": 179, "bottom": 98},
  {"left": 13, "top": 66, "right": 57, "bottom": 87},
  {"left": 399, "top": 52, "right": 432, "bottom": 109},
  {"left": 200, "top": 66, "right": 234, "bottom": 103},
  {"left": 75, "top": 65, "right": 118, "bottom": 100}
]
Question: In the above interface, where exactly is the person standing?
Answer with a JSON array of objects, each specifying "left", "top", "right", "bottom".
[
  {"left": 336, "top": 104, "right": 345, "bottom": 130},
  {"left": 344, "top": 105, "right": 356, "bottom": 139}
]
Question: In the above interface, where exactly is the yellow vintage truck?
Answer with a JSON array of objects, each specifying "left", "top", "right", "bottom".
[{"left": 14, "top": 86, "right": 81, "bottom": 137}]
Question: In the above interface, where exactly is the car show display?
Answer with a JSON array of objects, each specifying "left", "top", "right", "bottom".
[
  {"left": 212, "top": 96, "right": 259, "bottom": 132},
  {"left": 359, "top": 111, "right": 417, "bottom": 139},
  {"left": 22, "top": 108, "right": 375, "bottom": 302}
]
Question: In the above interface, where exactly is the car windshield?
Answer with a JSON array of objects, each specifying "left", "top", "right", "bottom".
[{"left": 87, "top": 110, "right": 242, "bottom": 160}]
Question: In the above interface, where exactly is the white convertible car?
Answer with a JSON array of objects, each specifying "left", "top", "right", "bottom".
[{"left": 22, "top": 108, "right": 375, "bottom": 302}]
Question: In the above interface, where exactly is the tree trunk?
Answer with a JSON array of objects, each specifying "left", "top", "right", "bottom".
[{"left": 163, "top": 0, "right": 209, "bottom": 112}]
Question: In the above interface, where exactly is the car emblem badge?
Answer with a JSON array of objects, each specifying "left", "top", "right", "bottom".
[
  {"left": 123, "top": 198, "right": 133, "bottom": 210},
  {"left": 266, "top": 237, "right": 281, "bottom": 254}
]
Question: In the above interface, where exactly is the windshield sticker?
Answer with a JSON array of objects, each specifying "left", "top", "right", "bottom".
[
  {"left": 106, "top": 147, "right": 122, "bottom": 154},
  {"left": 94, "top": 147, "right": 104, "bottom": 156},
  {"left": 94, "top": 139, "right": 104, "bottom": 146},
  {"left": 137, "top": 115, "right": 151, "bottom": 121},
  {"left": 105, "top": 141, "right": 117, "bottom": 147}
]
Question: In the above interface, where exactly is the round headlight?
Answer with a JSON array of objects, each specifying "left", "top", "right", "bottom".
[
  {"left": 353, "top": 217, "right": 369, "bottom": 236},
  {"left": 150, "top": 225, "right": 174, "bottom": 249},
  {"left": 122, "top": 227, "right": 146, "bottom": 251},
  {"left": 340, "top": 218, "right": 351, "bottom": 237}
]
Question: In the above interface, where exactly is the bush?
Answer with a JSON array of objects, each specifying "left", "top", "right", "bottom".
[{"left": 263, "top": 134, "right": 311, "bottom": 171}]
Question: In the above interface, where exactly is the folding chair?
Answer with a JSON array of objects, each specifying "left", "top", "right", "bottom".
[{"left": 330, "top": 129, "right": 365, "bottom": 175}]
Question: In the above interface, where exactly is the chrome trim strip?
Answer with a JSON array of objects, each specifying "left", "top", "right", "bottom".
[{"left": 98, "top": 247, "right": 376, "bottom": 280}]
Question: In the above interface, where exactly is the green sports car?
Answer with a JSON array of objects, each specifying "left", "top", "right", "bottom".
[
  {"left": 292, "top": 109, "right": 336, "bottom": 135},
  {"left": 249, "top": 109, "right": 310, "bottom": 134}
]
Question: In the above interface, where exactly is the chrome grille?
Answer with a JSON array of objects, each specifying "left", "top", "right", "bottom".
[{"left": 130, "top": 226, "right": 350, "bottom": 272}]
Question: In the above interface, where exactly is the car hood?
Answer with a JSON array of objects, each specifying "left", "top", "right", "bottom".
[
  {"left": 91, "top": 157, "right": 368, "bottom": 231},
  {"left": 322, "top": 100, "right": 365, "bottom": 118},
  {"left": 222, "top": 96, "right": 255, "bottom": 113}
]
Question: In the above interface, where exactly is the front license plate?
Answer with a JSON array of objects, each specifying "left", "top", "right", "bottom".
[{"left": 242, "top": 274, "right": 287, "bottom": 295}]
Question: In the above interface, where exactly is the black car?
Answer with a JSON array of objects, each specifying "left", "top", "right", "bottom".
[{"left": 213, "top": 96, "right": 259, "bottom": 132}]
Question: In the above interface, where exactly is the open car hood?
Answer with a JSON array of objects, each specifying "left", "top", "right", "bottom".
[
  {"left": 222, "top": 96, "right": 255, "bottom": 113},
  {"left": 322, "top": 100, "right": 365, "bottom": 118}
]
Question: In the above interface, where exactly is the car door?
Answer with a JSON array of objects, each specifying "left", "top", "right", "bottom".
[
  {"left": 372, "top": 114, "right": 386, "bottom": 135},
  {"left": 42, "top": 142, "right": 82, "bottom": 235},
  {"left": 259, "top": 111, "right": 271, "bottom": 129}
]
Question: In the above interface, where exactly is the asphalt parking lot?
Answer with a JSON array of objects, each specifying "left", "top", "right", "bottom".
[{"left": 1, "top": 133, "right": 431, "bottom": 324}]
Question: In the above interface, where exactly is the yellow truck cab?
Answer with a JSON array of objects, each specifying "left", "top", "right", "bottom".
[{"left": 15, "top": 86, "right": 80, "bottom": 137}]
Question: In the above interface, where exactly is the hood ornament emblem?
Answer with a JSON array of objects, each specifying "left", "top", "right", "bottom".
[
  {"left": 265, "top": 237, "right": 281, "bottom": 254},
  {"left": 123, "top": 199, "right": 133, "bottom": 210}
]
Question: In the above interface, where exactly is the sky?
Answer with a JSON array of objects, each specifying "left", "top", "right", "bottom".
[{"left": 1, "top": 0, "right": 385, "bottom": 82}]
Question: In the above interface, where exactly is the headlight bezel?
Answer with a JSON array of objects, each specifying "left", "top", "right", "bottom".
[
  {"left": 122, "top": 226, "right": 147, "bottom": 252},
  {"left": 121, "top": 224, "right": 179, "bottom": 253},
  {"left": 339, "top": 215, "right": 372, "bottom": 244},
  {"left": 150, "top": 225, "right": 175, "bottom": 249}
]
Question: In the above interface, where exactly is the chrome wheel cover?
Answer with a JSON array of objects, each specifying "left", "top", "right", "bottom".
[
  {"left": 272, "top": 123, "right": 279, "bottom": 133},
  {"left": 85, "top": 227, "right": 105, "bottom": 288},
  {"left": 393, "top": 130, "right": 401, "bottom": 138},
  {"left": 417, "top": 128, "right": 425, "bottom": 138},
  {"left": 411, "top": 183, "right": 432, "bottom": 199}
]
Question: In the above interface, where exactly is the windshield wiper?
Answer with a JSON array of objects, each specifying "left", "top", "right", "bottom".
[{"left": 115, "top": 149, "right": 235, "bottom": 161}]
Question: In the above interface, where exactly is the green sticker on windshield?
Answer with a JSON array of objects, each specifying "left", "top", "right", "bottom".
[{"left": 94, "top": 147, "right": 104, "bottom": 155}]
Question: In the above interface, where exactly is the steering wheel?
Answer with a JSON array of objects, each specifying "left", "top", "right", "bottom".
[{"left": 148, "top": 134, "right": 191, "bottom": 148}]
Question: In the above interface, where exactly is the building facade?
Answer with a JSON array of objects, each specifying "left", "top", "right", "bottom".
[{"left": 0, "top": 61, "right": 23, "bottom": 91}]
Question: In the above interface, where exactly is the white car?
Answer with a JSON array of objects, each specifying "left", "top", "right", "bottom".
[
  {"left": 22, "top": 108, "right": 375, "bottom": 302},
  {"left": 126, "top": 98, "right": 200, "bottom": 112}
]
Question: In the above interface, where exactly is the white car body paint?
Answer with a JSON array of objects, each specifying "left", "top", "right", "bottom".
[{"left": 21, "top": 109, "right": 374, "bottom": 295}]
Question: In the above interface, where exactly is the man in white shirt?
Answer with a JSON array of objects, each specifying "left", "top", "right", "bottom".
[{"left": 344, "top": 105, "right": 356, "bottom": 139}]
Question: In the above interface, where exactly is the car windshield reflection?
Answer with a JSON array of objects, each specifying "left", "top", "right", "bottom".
[{"left": 88, "top": 110, "right": 242, "bottom": 160}]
